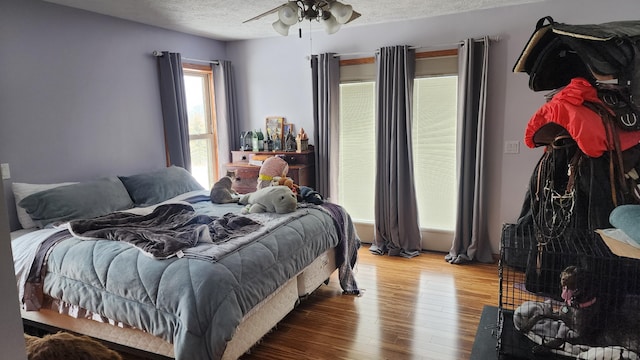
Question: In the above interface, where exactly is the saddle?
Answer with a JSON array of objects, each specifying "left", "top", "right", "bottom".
[{"left": 513, "top": 16, "right": 640, "bottom": 108}]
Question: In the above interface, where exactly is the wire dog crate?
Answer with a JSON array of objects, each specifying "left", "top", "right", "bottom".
[{"left": 498, "top": 225, "right": 640, "bottom": 359}]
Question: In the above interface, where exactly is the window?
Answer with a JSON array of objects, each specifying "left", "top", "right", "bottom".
[
  {"left": 338, "top": 51, "right": 458, "bottom": 233},
  {"left": 412, "top": 75, "right": 458, "bottom": 231},
  {"left": 183, "top": 64, "right": 218, "bottom": 189},
  {"left": 338, "top": 81, "right": 376, "bottom": 222}
]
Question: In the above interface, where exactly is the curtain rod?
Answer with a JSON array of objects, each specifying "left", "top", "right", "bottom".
[
  {"left": 333, "top": 35, "right": 500, "bottom": 58},
  {"left": 152, "top": 50, "right": 219, "bottom": 65}
]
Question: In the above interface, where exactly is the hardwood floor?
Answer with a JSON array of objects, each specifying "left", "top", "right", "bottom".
[{"left": 240, "top": 244, "right": 500, "bottom": 360}]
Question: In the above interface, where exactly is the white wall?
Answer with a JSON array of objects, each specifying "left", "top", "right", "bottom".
[
  {"left": 227, "top": 0, "right": 640, "bottom": 254},
  {"left": 0, "top": 0, "right": 227, "bottom": 230}
]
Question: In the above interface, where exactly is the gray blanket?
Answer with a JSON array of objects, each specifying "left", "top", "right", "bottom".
[
  {"left": 68, "top": 203, "right": 261, "bottom": 258},
  {"left": 319, "top": 202, "right": 360, "bottom": 295}
]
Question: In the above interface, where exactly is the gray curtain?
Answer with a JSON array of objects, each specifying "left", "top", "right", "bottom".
[
  {"left": 446, "top": 37, "right": 493, "bottom": 264},
  {"left": 213, "top": 60, "right": 240, "bottom": 178},
  {"left": 311, "top": 53, "right": 340, "bottom": 200},
  {"left": 157, "top": 51, "right": 191, "bottom": 171},
  {"left": 370, "top": 45, "right": 422, "bottom": 258}
]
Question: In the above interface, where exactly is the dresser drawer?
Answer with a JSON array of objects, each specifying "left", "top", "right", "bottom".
[
  {"left": 226, "top": 165, "right": 259, "bottom": 194},
  {"left": 231, "top": 150, "right": 313, "bottom": 165},
  {"left": 279, "top": 152, "right": 313, "bottom": 165},
  {"left": 231, "top": 151, "right": 252, "bottom": 163}
]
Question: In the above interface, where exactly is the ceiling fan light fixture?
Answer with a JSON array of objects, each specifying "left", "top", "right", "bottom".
[
  {"left": 272, "top": 19, "right": 291, "bottom": 36},
  {"left": 322, "top": 14, "right": 341, "bottom": 34},
  {"left": 278, "top": 2, "right": 300, "bottom": 26},
  {"left": 329, "top": 2, "right": 353, "bottom": 24},
  {"left": 245, "top": 0, "right": 359, "bottom": 36}
]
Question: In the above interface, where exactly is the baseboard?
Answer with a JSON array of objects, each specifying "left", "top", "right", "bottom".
[{"left": 354, "top": 221, "right": 453, "bottom": 252}]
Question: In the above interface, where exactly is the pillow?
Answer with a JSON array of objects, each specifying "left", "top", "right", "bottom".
[
  {"left": 12, "top": 181, "right": 77, "bottom": 229},
  {"left": 118, "top": 166, "right": 204, "bottom": 207},
  {"left": 610, "top": 204, "right": 640, "bottom": 245},
  {"left": 18, "top": 177, "right": 134, "bottom": 228}
]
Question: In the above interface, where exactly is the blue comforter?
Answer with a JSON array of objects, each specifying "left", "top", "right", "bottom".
[{"left": 20, "top": 198, "right": 359, "bottom": 359}]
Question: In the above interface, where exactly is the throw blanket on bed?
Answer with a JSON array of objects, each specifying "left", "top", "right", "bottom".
[
  {"left": 319, "top": 202, "right": 361, "bottom": 295},
  {"left": 67, "top": 203, "right": 261, "bottom": 259},
  {"left": 181, "top": 209, "right": 309, "bottom": 262},
  {"left": 23, "top": 229, "right": 73, "bottom": 311}
]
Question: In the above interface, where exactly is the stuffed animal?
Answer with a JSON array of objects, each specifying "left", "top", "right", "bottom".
[
  {"left": 238, "top": 186, "right": 297, "bottom": 214},
  {"left": 257, "top": 156, "right": 289, "bottom": 190},
  {"left": 299, "top": 186, "right": 324, "bottom": 205},
  {"left": 271, "top": 176, "right": 299, "bottom": 195}
]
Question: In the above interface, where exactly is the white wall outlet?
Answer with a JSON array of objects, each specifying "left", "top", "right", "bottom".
[
  {"left": 1, "top": 163, "right": 10, "bottom": 180},
  {"left": 504, "top": 140, "right": 520, "bottom": 154}
]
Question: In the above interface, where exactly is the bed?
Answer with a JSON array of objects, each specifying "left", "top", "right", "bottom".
[{"left": 10, "top": 166, "right": 360, "bottom": 360}]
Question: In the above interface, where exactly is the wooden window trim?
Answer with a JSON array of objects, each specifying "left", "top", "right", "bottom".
[
  {"left": 183, "top": 63, "right": 212, "bottom": 72},
  {"left": 339, "top": 49, "right": 458, "bottom": 66}
]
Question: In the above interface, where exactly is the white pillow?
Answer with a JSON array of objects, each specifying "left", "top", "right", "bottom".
[{"left": 12, "top": 182, "right": 77, "bottom": 229}]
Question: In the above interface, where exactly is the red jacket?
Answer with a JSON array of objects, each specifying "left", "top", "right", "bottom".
[{"left": 525, "top": 77, "right": 640, "bottom": 157}]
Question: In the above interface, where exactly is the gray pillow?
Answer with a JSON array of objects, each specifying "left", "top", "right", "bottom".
[
  {"left": 18, "top": 177, "right": 134, "bottom": 228},
  {"left": 118, "top": 166, "right": 204, "bottom": 207}
]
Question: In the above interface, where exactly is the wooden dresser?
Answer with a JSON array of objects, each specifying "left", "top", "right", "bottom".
[{"left": 225, "top": 150, "right": 315, "bottom": 194}]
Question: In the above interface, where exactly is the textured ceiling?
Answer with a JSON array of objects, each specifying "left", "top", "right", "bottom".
[{"left": 43, "top": 0, "right": 543, "bottom": 41}]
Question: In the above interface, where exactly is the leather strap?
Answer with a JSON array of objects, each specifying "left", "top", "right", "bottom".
[{"left": 583, "top": 100, "right": 629, "bottom": 205}]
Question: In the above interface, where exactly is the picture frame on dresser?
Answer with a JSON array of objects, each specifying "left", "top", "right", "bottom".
[
  {"left": 283, "top": 123, "right": 294, "bottom": 137},
  {"left": 266, "top": 117, "right": 284, "bottom": 144}
]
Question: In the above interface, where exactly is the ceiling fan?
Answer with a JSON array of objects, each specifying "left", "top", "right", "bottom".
[{"left": 243, "top": 0, "right": 361, "bottom": 36}]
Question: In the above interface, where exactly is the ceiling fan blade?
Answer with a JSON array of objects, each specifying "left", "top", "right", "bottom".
[
  {"left": 344, "top": 9, "right": 360, "bottom": 24},
  {"left": 243, "top": 4, "right": 286, "bottom": 23}
]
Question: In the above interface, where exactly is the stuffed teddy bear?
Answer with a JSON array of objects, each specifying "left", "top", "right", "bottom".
[
  {"left": 238, "top": 185, "right": 297, "bottom": 214},
  {"left": 257, "top": 156, "right": 289, "bottom": 190},
  {"left": 271, "top": 176, "right": 299, "bottom": 196}
]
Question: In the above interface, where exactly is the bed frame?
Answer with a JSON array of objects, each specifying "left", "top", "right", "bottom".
[{"left": 22, "top": 247, "right": 337, "bottom": 359}]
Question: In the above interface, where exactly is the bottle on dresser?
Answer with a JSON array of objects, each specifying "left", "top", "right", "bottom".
[
  {"left": 252, "top": 130, "right": 259, "bottom": 151},
  {"left": 257, "top": 128, "right": 264, "bottom": 151}
]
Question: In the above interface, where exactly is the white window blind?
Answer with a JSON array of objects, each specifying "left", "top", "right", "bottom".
[
  {"left": 338, "top": 82, "right": 376, "bottom": 222},
  {"left": 412, "top": 75, "right": 458, "bottom": 230}
]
